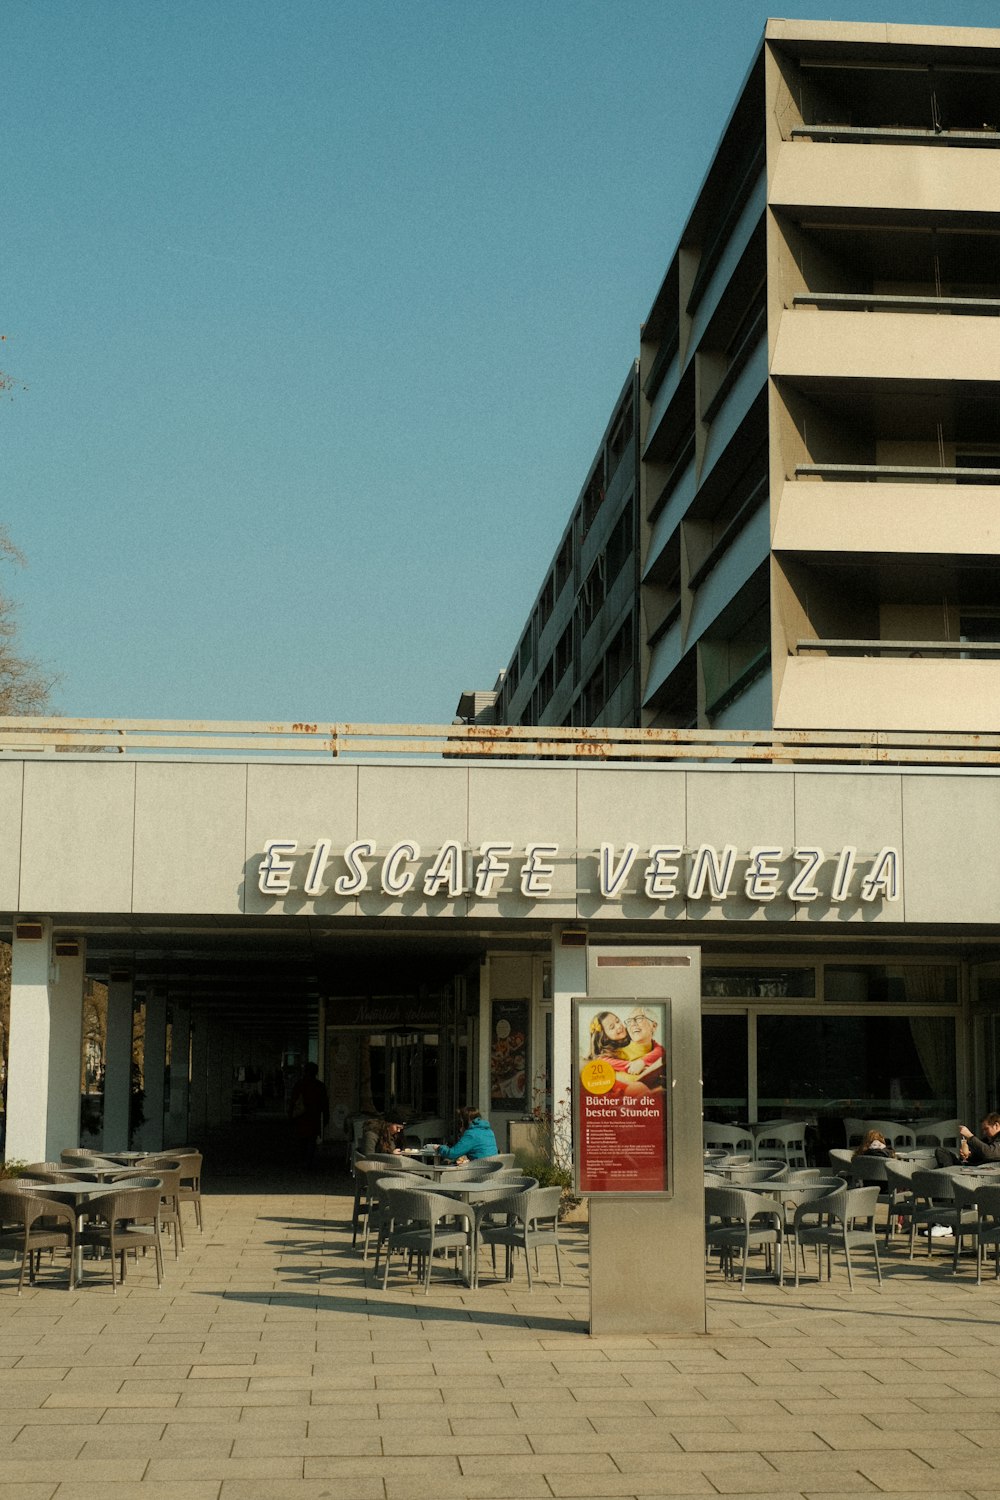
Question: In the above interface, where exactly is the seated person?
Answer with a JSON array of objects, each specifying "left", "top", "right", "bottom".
[
  {"left": 959, "top": 1113, "right": 1000, "bottom": 1165},
  {"left": 360, "top": 1116, "right": 405, "bottom": 1157},
  {"left": 852, "top": 1129, "right": 895, "bottom": 1159},
  {"left": 437, "top": 1106, "right": 498, "bottom": 1163}
]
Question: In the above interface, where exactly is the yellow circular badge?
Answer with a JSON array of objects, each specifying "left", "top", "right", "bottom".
[{"left": 580, "top": 1058, "right": 616, "bottom": 1095}]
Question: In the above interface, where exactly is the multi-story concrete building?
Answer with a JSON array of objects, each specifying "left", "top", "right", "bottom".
[
  {"left": 457, "top": 366, "right": 641, "bottom": 730},
  {"left": 470, "top": 18, "right": 1000, "bottom": 734}
]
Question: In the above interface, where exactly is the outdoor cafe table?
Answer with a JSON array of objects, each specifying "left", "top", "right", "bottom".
[
  {"left": 54, "top": 1162, "right": 155, "bottom": 1183},
  {"left": 14, "top": 1179, "right": 134, "bottom": 1282},
  {"left": 724, "top": 1179, "right": 841, "bottom": 1210},
  {"left": 395, "top": 1177, "right": 519, "bottom": 1287},
  {"left": 86, "top": 1150, "right": 152, "bottom": 1166}
]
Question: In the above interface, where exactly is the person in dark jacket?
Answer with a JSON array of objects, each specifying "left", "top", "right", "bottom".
[
  {"left": 288, "top": 1062, "right": 329, "bottom": 1169},
  {"left": 960, "top": 1113, "right": 1000, "bottom": 1165},
  {"left": 437, "top": 1106, "right": 498, "bottom": 1163}
]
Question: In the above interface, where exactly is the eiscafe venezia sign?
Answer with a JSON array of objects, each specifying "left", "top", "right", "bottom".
[{"left": 257, "top": 838, "right": 901, "bottom": 906}]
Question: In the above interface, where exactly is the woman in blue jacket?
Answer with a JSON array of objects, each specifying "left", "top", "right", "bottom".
[{"left": 438, "top": 1106, "right": 498, "bottom": 1162}]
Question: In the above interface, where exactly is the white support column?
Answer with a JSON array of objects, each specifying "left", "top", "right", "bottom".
[
  {"left": 136, "top": 989, "right": 167, "bottom": 1151},
  {"left": 551, "top": 932, "right": 587, "bottom": 1169},
  {"left": 102, "top": 974, "right": 134, "bottom": 1151},
  {"left": 5, "top": 922, "right": 86, "bottom": 1163}
]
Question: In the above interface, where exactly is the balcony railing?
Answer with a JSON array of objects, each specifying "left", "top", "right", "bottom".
[
  {"left": 790, "top": 124, "right": 1000, "bottom": 147},
  {"left": 792, "top": 292, "right": 1000, "bottom": 316},
  {"left": 794, "top": 463, "right": 1000, "bottom": 483},
  {"left": 4, "top": 715, "right": 1000, "bottom": 766},
  {"left": 796, "top": 639, "right": 1000, "bottom": 659}
]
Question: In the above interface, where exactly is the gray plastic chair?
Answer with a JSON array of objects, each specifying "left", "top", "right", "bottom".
[
  {"left": 753, "top": 1122, "right": 809, "bottom": 1167},
  {"left": 705, "top": 1187, "right": 784, "bottom": 1290},
  {"left": 883, "top": 1158, "right": 917, "bottom": 1248},
  {"left": 792, "top": 1185, "right": 882, "bottom": 1290},
  {"left": 974, "top": 1183, "right": 1000, "bottom": 1283},
  {"left": 0, "top": 1187, "right": 76, "bottom": 1293},
  {"left": 377, "top": 1186, "right": 474, "bottom": 1294},
  {"left": 78, "top": 1184, "right": 165, "bottom": 1292},
  {"left": 703, "top": 1122, "right": 753, "bottom": 1154},
  {"left": 176, "top": 1151, "right": 204, "bottom": 1233},
  {"left": 907, "top": 1170, "right": 974, "bottom": 1259},
  {"left": 477, "top": 1186, "right": 563, "bottom": 1290}
]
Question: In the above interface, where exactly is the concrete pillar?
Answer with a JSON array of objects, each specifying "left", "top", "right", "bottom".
[
  {"left": 102, "top": 974, "right": 133, "bottom": 1151},
  {"left": 206, "top": 1023, "right": 233, "bottom": 1127},
  {"left": 551, "top": 932, "right": 587, "bottom": 1169},
  {"left": 477, "top": 959, "right": 491, "bottom": 1117},
  {"left": 136, "top": 989, "right": 167, "bottom": 1151},
  {"left": 165, "top": 1000, "right": 191, "bottom": 1146},
  {"left": 188, "top": 1014, "right": 209, "bottom": 1141},
  {"left": 5, "top": 922, "right": 86, "bottom": 1162}
]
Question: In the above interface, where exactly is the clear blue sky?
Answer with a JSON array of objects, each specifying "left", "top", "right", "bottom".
[{"left": 5, "top": 0, "right": 998, "bottom": 723}]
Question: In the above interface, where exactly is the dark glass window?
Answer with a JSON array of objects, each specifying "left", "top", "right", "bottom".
[
  {"left": 757, "top": 1014, "right": 956, "bottom": 1117},
  {"left": 702, "top": 1014, "right": 748, "bottom": 1121},
  {"left": 702, "top": 968, "right": 816, "bottom": 1000},
  {"left": 824, "top": 965, "right": 958, "bottom": 1004}
]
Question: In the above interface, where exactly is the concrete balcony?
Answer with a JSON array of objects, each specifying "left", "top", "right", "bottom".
[
  {"left": 775, "top": 653, "right": 1000, "bottom": 732},
  {"left": 773, "top": 480, "right": 1000, "bottom": 556},
  {"left": 769, "top": 139, "right": 1000, "bottom": 215},
  {"left": 771, "top": 309, "right": 1000, "bottom": 384}
]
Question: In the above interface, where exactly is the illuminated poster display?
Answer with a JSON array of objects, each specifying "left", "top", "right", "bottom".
[{"left": 573, "top": 997, "right": 670, "bottom": 1195}]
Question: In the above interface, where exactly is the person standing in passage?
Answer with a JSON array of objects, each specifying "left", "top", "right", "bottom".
[{"left": 289, "top": 1061, "right": 330, "bottom": 1169}]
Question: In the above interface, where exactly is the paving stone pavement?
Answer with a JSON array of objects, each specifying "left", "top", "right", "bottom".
[{"left": 3, "top": 1174, "right": 1000, "bottom": 1500}]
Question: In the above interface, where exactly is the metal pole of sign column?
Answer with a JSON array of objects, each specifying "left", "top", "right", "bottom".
[{"left": 577, "top": 945, "right": 705, "bottom": 1337}]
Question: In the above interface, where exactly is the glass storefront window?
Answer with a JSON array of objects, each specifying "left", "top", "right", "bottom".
[
  {"left": 703, "top": 968, "right": 816, "bottom": 999},
  {"left": 702, "top": 1014, "right": 748, "bottom": 1121},
  {"left": 757, "top": 1013, "right": 956, "bottom": 1118},
  {"left": 824, "top": 964, "right": 958, "bottom": 1005}
]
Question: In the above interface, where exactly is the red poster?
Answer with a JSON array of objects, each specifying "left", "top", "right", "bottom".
[{"left": 575, "top": 1000, "right": 670, "bottom": 1195}]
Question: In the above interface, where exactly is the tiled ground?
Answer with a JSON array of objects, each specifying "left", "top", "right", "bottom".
[{"left": 3, "top": 1171, "right": 1000, "bottom": 1500}]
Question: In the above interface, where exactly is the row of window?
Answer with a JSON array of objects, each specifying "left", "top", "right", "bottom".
[
  {"left": 512, "top": 610, "right": 636, "bottom": 728},
  {"left": 503, "top": 391, "right": 637, "bottom": 711},
  {"left": 498, "top": 496, "right": 637, "bottom": 722}
]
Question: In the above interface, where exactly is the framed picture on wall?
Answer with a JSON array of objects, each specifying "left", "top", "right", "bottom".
[{"left": 490, "top": 999, "right": 529, "bottom": 1110}]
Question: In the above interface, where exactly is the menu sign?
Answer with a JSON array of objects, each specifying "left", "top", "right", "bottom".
[
  {"left": 573, "top": 997, "right": 670, "bottom": 1195},
  {"left": 490, "top": 999, "right": 529, "bottom": 1110}
]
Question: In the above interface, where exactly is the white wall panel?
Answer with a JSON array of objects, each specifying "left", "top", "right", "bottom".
[
  {"left": 244, "top": 763, "right": 360, "bottom": 917},
  {"left": 133, "top": 763, "right": 247, "bottom": 913},
  {"left": 20, "top": 761, "right": 135, "bottom": 913},
  {"left": 467, "top": 766, "right": 577, "bottom": 919},
  {"left": 790, "top": 771, "right": 904, "bottom": 924}
]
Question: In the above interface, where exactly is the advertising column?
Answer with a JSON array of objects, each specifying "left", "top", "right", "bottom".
[{"left": 577, "top": 946, "right": 703, "bottom": 1335}]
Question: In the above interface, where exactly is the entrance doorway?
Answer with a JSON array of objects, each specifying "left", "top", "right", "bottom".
[{"left": 323, "top": 975, "right": 473, "bottom": 1142}]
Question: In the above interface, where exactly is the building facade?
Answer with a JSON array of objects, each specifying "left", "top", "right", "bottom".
[
  {"left": 469, "top": 19, "right": 1000, "bottom": 734},
  {"left": 7, "top": 23, "right": 1000, "bottom": 1166},
  {"left": 1, "top": 723, "right": 999, "bottom": 1164},
  {"left": 458, "top": 366, "right": 641, "bottom": 731}
]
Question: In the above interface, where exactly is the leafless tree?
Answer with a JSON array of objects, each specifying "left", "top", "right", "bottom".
[{"left": 0, "top": 527, "right": 58, "bottom": 715}]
